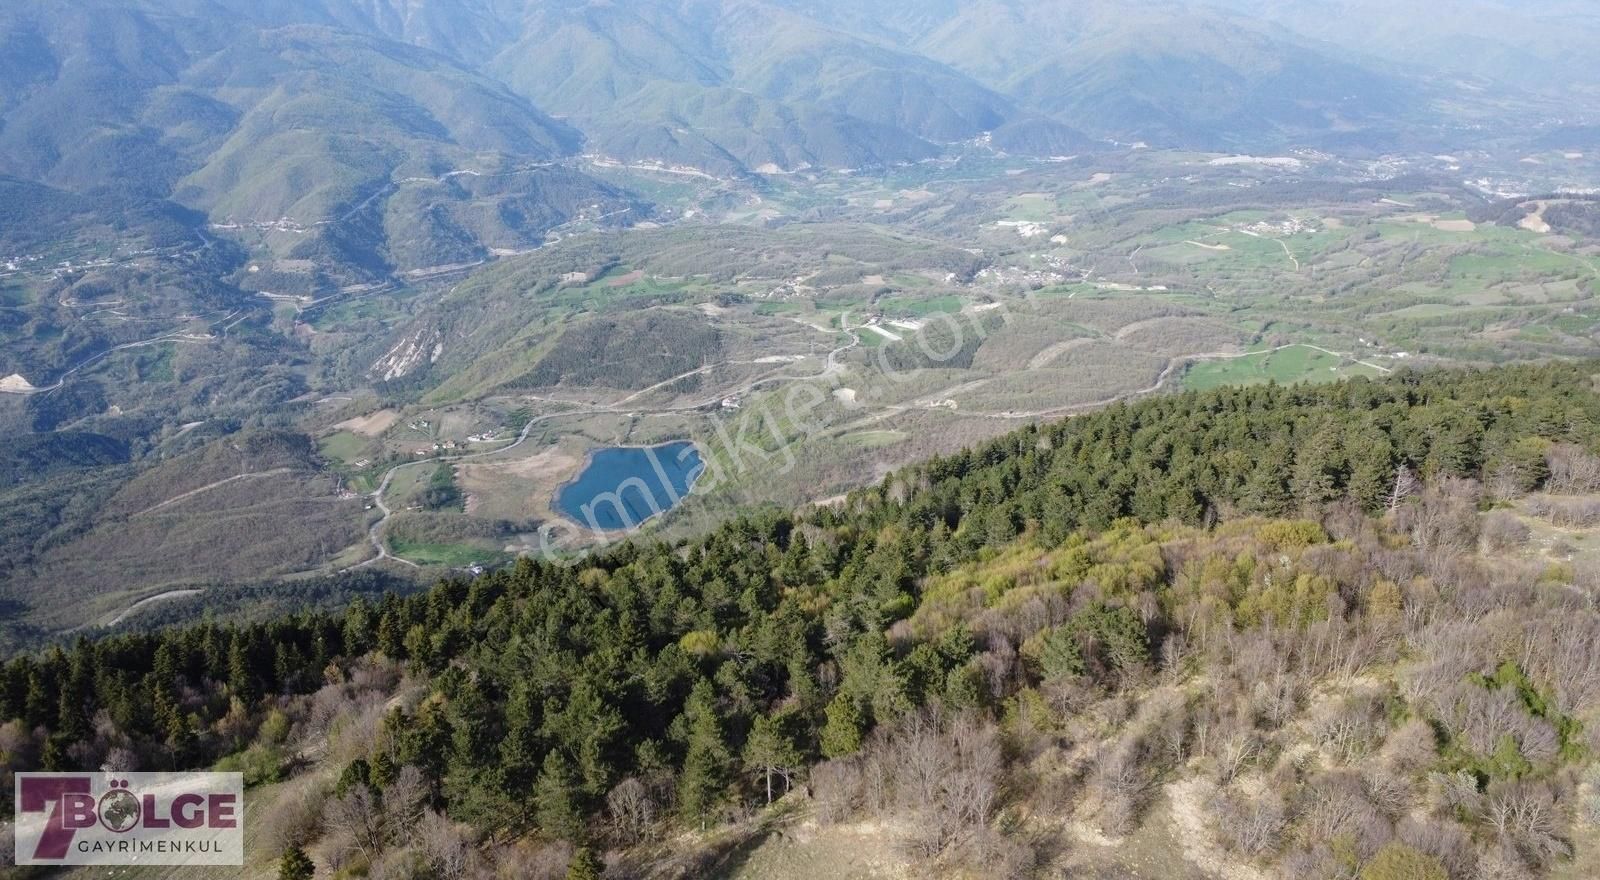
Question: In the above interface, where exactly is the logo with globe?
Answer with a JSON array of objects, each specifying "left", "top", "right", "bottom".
[
  {"left": 98, "top": 782, "right": 141, "bottom": 833},
  {"left": 14, "top": 771, "right": 244, "bottom": 865}
]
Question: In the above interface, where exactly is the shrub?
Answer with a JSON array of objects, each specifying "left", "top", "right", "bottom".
[
  {"left": 1257, "top": 520, "right": 1329, "bottom": 552},
  {"left": 1479, "top": 511, "right": 1530, "bottom": 553},
  {"left": 1358, "top": 842, "right": 1447, "bottom": 880}
]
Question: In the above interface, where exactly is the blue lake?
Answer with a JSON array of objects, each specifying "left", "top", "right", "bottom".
[{"left": 555, "top": 441, "right": 705, "bottom": 531}]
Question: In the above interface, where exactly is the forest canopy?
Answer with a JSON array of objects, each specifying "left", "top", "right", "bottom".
[{"left": 5, "top": 361, "right": 1600, "bottom": 878}]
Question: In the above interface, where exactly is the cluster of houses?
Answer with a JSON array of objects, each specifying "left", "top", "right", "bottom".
[{"left": 413, "top": 440, "right": 462, "bottom": 456}]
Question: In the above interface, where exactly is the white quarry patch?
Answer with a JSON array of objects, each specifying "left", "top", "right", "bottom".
[
  {"left": 996, "top": 220, "right": 1048, "bottom": 238},
  {"left": 0, "top": 373, "right": 38, "bottom": 393},
  {"left": 1208, "top": 155, "right": 1303, "bottom": 169},
  {"left": 372, "top": 328, "right": 442, "bottom": 381}
]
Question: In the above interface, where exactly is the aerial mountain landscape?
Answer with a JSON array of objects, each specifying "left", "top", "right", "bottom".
[{"left": 1, "top": 1, "right": 1599, "bottom": 878}]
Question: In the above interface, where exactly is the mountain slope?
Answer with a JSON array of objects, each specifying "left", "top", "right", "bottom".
[
  {"left": 0, "top": 2, "right": 641, "bottom": 281},
  {"left": 1198, "top": 0, "right": 1600, "bottom": 99},
  {"left": 479, "top": 0, "right": 1088, "bottom": 172},
  {"left": 907, "top": 0, "right": 1419, "bottom": 149},
  {"left": 13, "top": 361, "right": 1600, "bottom": 879}
]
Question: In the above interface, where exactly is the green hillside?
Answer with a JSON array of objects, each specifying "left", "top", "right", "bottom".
[
  {"left": 7, "top": 362, "right": 1600, "bottom": 878},
  {"left": 0, "top": 3, "right": 641, "bottom": 284}
]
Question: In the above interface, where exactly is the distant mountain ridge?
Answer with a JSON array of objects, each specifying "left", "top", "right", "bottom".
[
  {"left": 1, "top": 0, "right": 1593, "bottom": 283},
  {"left": 0, "top": 2, "right": 640, "bottom": 283},
  {"left": 4, "top": 0, "right": 1584, "bottom": 192}
]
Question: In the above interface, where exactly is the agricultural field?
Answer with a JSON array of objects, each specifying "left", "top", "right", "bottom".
[{"left": 1183, "top": 345, "right": 1391, "bottom": 391}]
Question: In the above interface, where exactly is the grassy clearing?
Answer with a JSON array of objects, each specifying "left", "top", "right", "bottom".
[
  {"left": 134, "top": 344, "right": 176, "bottom": 382},
  {"left": 1381, "top": 303, "right": 1469, "bottom": 320},
  {"left": 387, "top": 539, "right": 499, "bottom": 567},
  {"left": 1183, "top": 344, "right": 1383, "bottom": 391},
  {"left": 1003, "top": 192, "right": 1057, "bottom": 222},
  {"left": 877, "top": 294, "right": 964, "bottom": 317},
  {"left": 304, "top": 289, "right": 414, "bottom": 330},
  {"left": 318, "top": 430, "right": 370, "bottom": 464},
  {"left": 845, "top": 430, "right": 909, "bottom": 448},
  {"left": 755, "top": 300, "right": 807, "bottom": 316}
]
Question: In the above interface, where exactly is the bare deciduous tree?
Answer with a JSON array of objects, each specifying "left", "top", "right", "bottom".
[
  {"left": 1378, "top": 719, "right": 1438, "bottom": 776},
  {"left": 383, "top": 765, "right": 429, "bottom": 838},
  {"left": 1296, "top": 771, "right": 1386, "bottom": 855},
  {"left": 1581, "top": 764, "right": 1600, "bottom": 827},
  {"left": 1309, "top": 693, "right": 1383, "bottom": 764},
  {"left": 1426, "top": 770, "right": 1484, "bottom": 820},
  {"left": 810, "top": 758, "right": 862, "bottom": 825},
  {"left": 1485, "top": 780, "right": 1568, "bottom": 867},
  {"left": 417, "top": 809, "right": 475, "bottom": 880},
  {"left": 1546, "top": 444, "right": 1600, "bottom": 494},
  {"left": 1480, "top": 510, "right": 1531, "bottom": 553},
  {"left": 322, "top": 784, "right": 384, "bottom": 859},
  {"left": 967, "top": 827, "right": 1035, "bottom": 880},
  {"left": 1397, "top": 816, "right": 1476, "bottom": 879},
  {"left": 1090, "top": 743, "right": 1154, "bottom": 834},
  {"left": 101, "top": 746, "right": 139, "bottom": 774},
  {"left": 1213, "top": 787, "right": 1286, "bottom": 857},
  {"left": 1398, "top": 479, "right": 1481, "bottom": 562},
  {"left": 260, "top": 774, "right": 326, "bottom": 853},
  {"left": 506, "top": 840, "right": 574, "bottom": 880},
  {"left": 1387, "top": 465, "right": 1421, "bottom": 514},
  {"left": 607, "top": 777, "right": 658, "bottom": 844}
]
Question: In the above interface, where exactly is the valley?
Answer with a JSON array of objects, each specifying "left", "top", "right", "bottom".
[
  {"left": 2, "top": 3, "right": 1600, "bottom": 879},
  {"left": 5, "top": 142, "right": 1600, "bottom": 644}
]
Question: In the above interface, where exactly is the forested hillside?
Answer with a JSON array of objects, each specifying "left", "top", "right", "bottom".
[{"left": 5, "top": 362, "right": 1600, "bottom": 878}]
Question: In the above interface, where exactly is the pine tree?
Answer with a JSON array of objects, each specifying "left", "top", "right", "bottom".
[
  {"left": 227, "top": 637, "right": 257, "bottom": 705},
  {"left": 41, "top": 733, "right": 68, "bottom": 771},
  {"left": 342, "top": 597, "right": 372, "bottom": 655},
  {"left": 565, "top": 846, "right": 603, "bottom": 880},
  {"left": 273, "top": 642, "right": 303, "bottom": 694},
  {"left": 500, "top": 681, "right": 542, "bottom": 792},
  {"left": 278, "top": 844, "right": 315, "bottom": 880},
  {"left": 820, "top": 694, "right": 864, "bottom": 759},
  {"left": 676, "top": 679, "right": 730, "bottom": 828},
  {"left": 1242, "top": 448, "right": 1293, "bottom": 516},
  {"left": 370, "top": 750, "right": 398, "bottom": 789},
  {"left": 335, "top": 758, "right": 371, "bottom": 798},
  {"left": 1291, "top": 425, "right": 1345, "bottom": 507},
  {"left": 1344, "top": 425, "right": 1395, "bottom": 512},
  {"left": 535, "top": 751, "right": 583, "bottom": 841},
  {"left": 447, "top": 677, "right": 496, "bottom": 772},
  {"left": 164, "top": 709, "right": 197, "bottom": 769}
]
